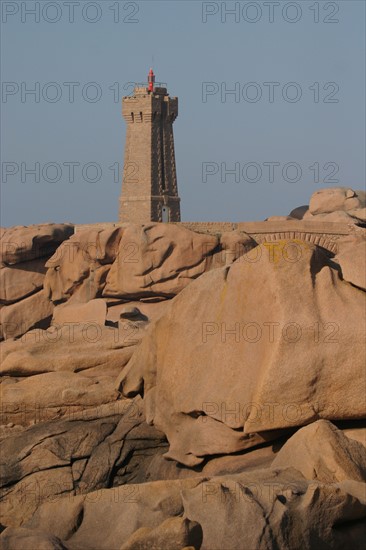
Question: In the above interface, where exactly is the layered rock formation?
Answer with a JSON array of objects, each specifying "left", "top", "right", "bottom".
[
  {"left": 0, "top": 224, "right": 74, "bottom": 340},
  {"left": 1, "top": 189, "right": 365, "bottom": 549},
  {"left": 1, "top": 421, "right": 365, "bottom": 549}
]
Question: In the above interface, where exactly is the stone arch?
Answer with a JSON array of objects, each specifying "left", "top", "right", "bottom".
[{"left": 253, "top": 232, "right": 340, "bottom": 254}]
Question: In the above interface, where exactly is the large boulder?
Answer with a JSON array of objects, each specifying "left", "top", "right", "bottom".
[
  {"left": 1, "top": 370, "right": 119, "bottom": 428},
  {"left": 0, "top": 322, "right": 139, "bottom": 379},
  {"left": 17, "top": 477, "right": 203, "bottom": 548},
  {"left": 2, "top": 421, "right": 365, "bottom": 548},
  {"left": 309, "top": 187, "right": 365, "bottom": 215},
  {"left": 44, "top": 227, "right": 124, "bottom": 304},
  {"left": 3, "top": 423, "right": 366, "bottom": 550},
  {"left": 103, "top": 223, "right": 220, "bottom": 299},
  {"left": 181, "top": 470, "right": 366, "bottom": 550},
  {"left": 0, "top": 398, "right": 169, "bottom": 529},
  {"left": 0, "top": 224, "right": 74, "bottom": 265},
  {"left": 0, "top": 290, "right": 53, "bottom": 340},
  {"left": 0, "top": 224, "right": 75, "bottom": 340},
  {"left": 271, "top": 420, "right": 366, "bottom": 483},
  {"left": 44, "top": 224, "right": 255, "bottom": 304},
  {"left": 0, "top": 259, "right": 47, "bottom": 305},
  {"left": 0, "top": 316, "right": 150, "bottom": 427},
  {"left": 3, "top": 474, "right": 365, "bottom": 549},
  {"left": 289, "top": 188, "right": 366, "bottom": 223},
  {"left": 117, "top": 241, "right": 366, "bottom": 466}
]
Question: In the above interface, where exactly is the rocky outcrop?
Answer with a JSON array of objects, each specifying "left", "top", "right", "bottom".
[
  {"left": 0, "top": 319, "right": 149, "bottom": 427},
  {"left": 271, "top": 420, "right": 366, "bottom": 482},
  {"left": 0, "top": 225, "right": 74, "bottom": 340},
  {"left": 0, "top": 224, "right": 74, "bottom": 265},
  {"left": 290, "top": 187, "right": 366, "bottom": 224},
  {"left": 0, "top": 200, "right": 365, "bottom": 549},
  {"left": 0, "top": 259, "right": 47, "bottom": 305},
  {"left": 0, "top": 398, "right": 168, "bottom": 528},
  {"left": 103, "top": 223, "right": 219, "bottom": 299},
  {"left": 44, "top": 226, "right": 123, "bottom": 304},
  {"left": 117, "top": 241, "right": 366, "bottom": 466},
  {"left": 309, "top": 187, "right": 365, "bottom": 216},
  {"left": 334, "top": 237, "right": 366, "bottom": 290},
  {"left": 0, "top": 290, "right": 54, "bottom": 340},
  {"left": 2, "top": 422, "right": 365, "bottom": 550},
  {"left": 44, "top": 223, "right": 255, "bottom": 304},
  {"left": 1, "top": 217, "right": 354, "bottom": 341}
]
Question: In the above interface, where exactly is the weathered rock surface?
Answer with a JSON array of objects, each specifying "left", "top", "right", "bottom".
[
  {"left": 265, "top": 215, "right": 295, "bottom": 221},
  {"left": 309, "top": 187, "right": 365, "bottom": 215},
  {"left": 0, "top": 209, "right": 365, "bottom": 549},
  {"left": 342, "top": 422, "right": 366, "bottom": 448},
  {"left": 44, "top": 224, "right": 255, "bottom": 304},
  {"left": 120, "top": 517, "right": 203, "bottom": 550},
  {"left": 0, "top": 323, "right": 137, "bottom": 378},
  {"left": 0, "top": 398, "right": 168, "bottom": 528},
  {"left": 216, "top": 230, "right": 256, "bottom": 266},
  {"left": 0, "top": 225, "right": 75, "bottom": 340},
  {"left": 335, "top": 237, "right": 366, "bottom": 290},
  {"left": 2, "top": 422, "right": 366, "bottom": 550},
  {"left": 271, "top": 420, "right": 366, "bottom": 483},
  {"left": 0, "top": 528, "right": 67, "bottom": 550},
  {"left": 0, "top": 290, "right": 54, "bottom": 340},
  {"left": 0, "top": 320, "right": 149, "bottom": 426},
  {"left": 117, "top": 241, "right": 366, "bottom": 466},
  {"left": 293, "top": 187, "right": 366, "bottom": 224},
  {"left": 0, "top": 223, "right": 254, "bottom": 341},
  {"left": 52, "top": 298, "right": 107, "bottom": 326},
  {"left": 304, "top": 209, "right": 363, "bottom": 223},
  {"left": 290, "top": 187, "right": 366, "bottom": 224},
  {"left": 0, "top": 259, "right": 47, "bottom": 304},
  {"left": 103, "top": 223, "right": 220, "bottom": 299},
  {"left": 181, "top": 470, "right": 366, "bottom": 550},
  {"left": 44, "top": 227, "right": 123, "bottom": 304},
  {"left": 0, "top": 224, "right": 74, "bottom": 265},
  {"left": 1, "top": 371, "right": 119, "bottom": 428}
]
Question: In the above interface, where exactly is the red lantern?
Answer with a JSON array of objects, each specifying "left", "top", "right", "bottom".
[{"left": 148, "top": 68, "right": 155, "bottom": 92}]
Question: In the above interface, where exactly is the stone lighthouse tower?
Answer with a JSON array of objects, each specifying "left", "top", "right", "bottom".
[{"left": 119, "top": 70, "right": 181, "bottom": 223}]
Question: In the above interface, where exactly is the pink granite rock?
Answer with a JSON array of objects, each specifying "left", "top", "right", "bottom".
[
  {"left": 0, "top": 259, "right": 47, "bottom": 304},
  {"left": 117, "top": 241, "right": 366, "bottom": 466},
  {"left": 0, "top": 224, "right": 74, "bottom": 265}
]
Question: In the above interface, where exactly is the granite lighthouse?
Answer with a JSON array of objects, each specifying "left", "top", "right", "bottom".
[{"left": 119, "top": 70, "right": 181, "bottom": 223}]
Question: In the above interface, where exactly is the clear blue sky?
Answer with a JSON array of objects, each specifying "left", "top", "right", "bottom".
[{"left": 1, "top": 0, "right": 365, "bottom": 225}]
